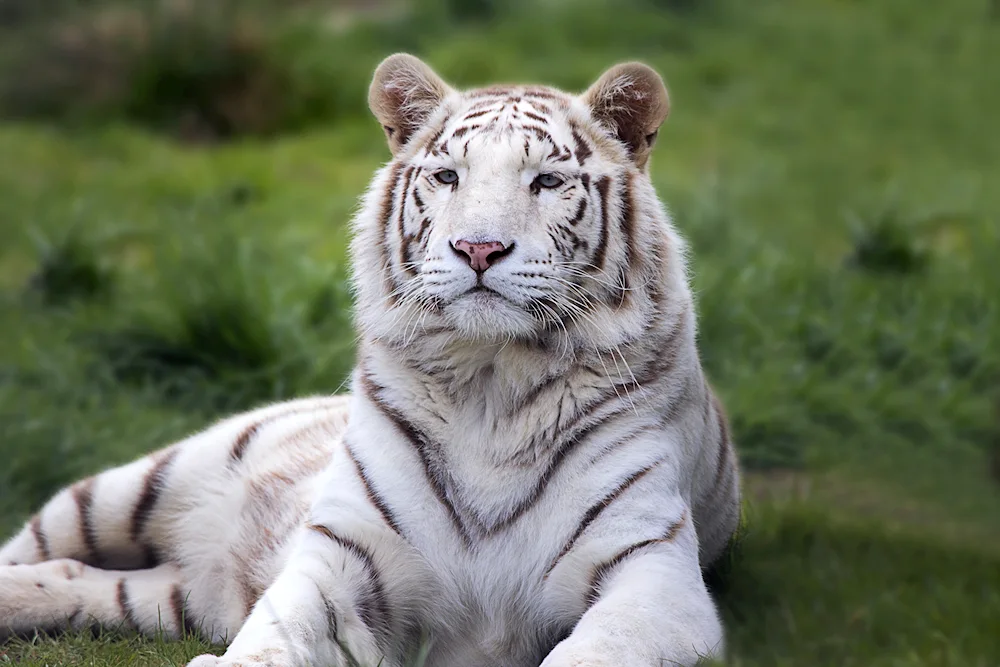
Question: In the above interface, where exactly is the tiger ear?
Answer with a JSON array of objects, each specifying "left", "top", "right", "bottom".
[
  {"left": 369, "top": 53, "right": 454, "bottom": 155},
  {"left": 583, "top": 62, "right": 670, "bottom": 169}
]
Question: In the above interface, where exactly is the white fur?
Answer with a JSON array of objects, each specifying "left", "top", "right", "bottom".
[{"left": 0, "top": 59, "right": 739, "bottom": 667}]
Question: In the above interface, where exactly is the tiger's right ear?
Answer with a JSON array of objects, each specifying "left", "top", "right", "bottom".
[{"left": 369, "top": 54, "right": 453, "bottom": 155}]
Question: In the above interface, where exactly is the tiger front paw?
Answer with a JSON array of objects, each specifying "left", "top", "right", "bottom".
[
  {"left": 186, "top": 649, "right": 291, "bottom": 667},
  {"left": 539, "top": 640, "right": 622, "bottom": 667}
]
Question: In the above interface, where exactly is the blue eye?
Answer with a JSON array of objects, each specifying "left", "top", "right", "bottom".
[
  {"left": 535, "top": 173, "right": 563, "bottom": 189},
  {"left": 435, "top": 169, "right": 459, "bottom": 185}
]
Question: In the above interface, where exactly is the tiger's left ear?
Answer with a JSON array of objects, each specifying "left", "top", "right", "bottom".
[
  {"left": 583, "top": 62, "right": 670, "bottom": 170},
  {"left": 369, "top": 53, "right": 454, "bottom": 155}
]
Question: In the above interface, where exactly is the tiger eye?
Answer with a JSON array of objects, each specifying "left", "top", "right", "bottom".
[
  {"left": 435, "top": 169, "right": 459, "bottom": 185},
  {"left": 535, "top": 173, "right": 563, "bottom": 189}
]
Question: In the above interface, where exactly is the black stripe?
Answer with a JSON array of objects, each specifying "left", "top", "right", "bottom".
[
  {"left": 423, "top": 122, "right": 447, "bottom": 150},
  {"left": 522, "top": 125, "right": 555, "bottom": 146},
  {"left": 619, "top": 173, "right": 637, "bottom": 272},
  {"left": 130, "top": 447, "right": 179, "bottom": 543},
  {"left": 170, "top": 585, "right": 198, "bottom": 637},
  {"left": 651, "top": 312, "right": 687, "bottom": 379},
  {"left": 30, "top": 515, "right": 51, "bottom": 561},
  {"left": 308, "top": 525, "right": 391, "bottom": 635},
  {"left": 529, "top": 100, "right": 553, "bottom": 115},
  {"left": 454, "top": 123, "right": 483, "bottom": 136},
  {"left": 654, "top": 372, "right": 698, "bottom": 428},
  {"left": 359, "top": 364, "right": 669, "bottom": 541},
  {"left": 548, "top": 226, "right": 570, "bottom": 258},
  {"left": 521, "top": 396, "right": 620, "bottom": 465},
  {"left": 116, "top": 578, "right": 139, "bottom": 630},
  {"left": 411, "top": 186, "right": 425, "bottom": 213},
  {"left": 701, "top": 397, "right": 737, "bottom": 512},
  {"left": 524, "top": 110, "right": 547, "bottom": 123},
  {"left": 318, "top": 587, "right": 340, "bottom": 644},
  {"left": 231, "top": 418, "right": 274, "bottom": 463},
  {"left": 546, "top": 459, "right": 664, "bottom": 577},
  {"left": 416, "top": 217, "right": 433, "bottom": 246},
  {"left": 592, "top": 176, "right": 611, "bottom": 270},
  {"left": 508, "top": 375, "right": 564, "bottom": 416},
  {"left": 141, "top": 544, "right": 160, "bottom": 569},
  {"left": 567, "top": 198, "right": 587, "bottom": 227},
  {"left": 380, "top": 163, "right": 406, "bottom": 304},
  {"left": 547, "top": 144, "right": 572, "bottom": 162},
  {"left": 571, "top": 127, "right": 593, "bottom": 165},
  {"left": 462, "top": 108, "right": 495, "bottom": 121},
  {"left": 230, "top": 421, "right": 261, "bottom": 462},
  {"left": 344, "top": 439, "right": 404, "bottom": 537},
  {"left": 586, "top": 512, "right": 687, "bottom": 604},
  {"left": 230, "top": 403, "right": 341, "bottom": 463},
  {"left": 72, "top": 478, "right": 99, "bottom": 565},
  {"left": 482, "top": 416, "right": 652, "bottom": 536},
  {"left": 519, "top": 344, "right": 682, "bottom": 462},
  {"left": 359, "top": 373, "right": 472, "bottom": 547},
  {"left": 397, "top": 166, "right": 415, "bottom": 274},
  {"left": 541, "top": 354, "right": 671, "bottom": 454},
  {"left": 703, "top": 392, "right": 734, "bottom": 504},
  {"left": 609, "top": 174, "right": 637, "bottom": 306}
]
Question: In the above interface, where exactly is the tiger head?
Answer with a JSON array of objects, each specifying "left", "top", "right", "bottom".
[{"left": 352, "top": 54, "right": 688, "bottom": 354}]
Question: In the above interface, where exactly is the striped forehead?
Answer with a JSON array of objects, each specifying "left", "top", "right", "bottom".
[
  {"left": 460, "top": 86, "right": 570, "bottom": 123},
  {"left": 425, "top": 86, "right": 576, "bottom": 160}
]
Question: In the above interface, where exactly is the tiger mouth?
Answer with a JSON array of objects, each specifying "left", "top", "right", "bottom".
[
  {"left": 465, "top": 284, "right": 505, "bottom": 298},
  {"left": 468, "top": 275, "right": 504, "bottom": 296},
  {"left": 458, "top": 283, "right": 519, "bottom": 307}
]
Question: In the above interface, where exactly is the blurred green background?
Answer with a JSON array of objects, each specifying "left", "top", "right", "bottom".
[{"left": 0, "top": 0, "right": 998, "bottom": 665}]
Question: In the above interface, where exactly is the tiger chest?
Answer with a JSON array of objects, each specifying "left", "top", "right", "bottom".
[{"left": 414, "top": 522, "right": 579, "bottom": 667}]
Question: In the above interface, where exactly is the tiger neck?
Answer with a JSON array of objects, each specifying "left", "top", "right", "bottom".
[{"left": 356, "top": 306, "right": 695, "bottom": 466}]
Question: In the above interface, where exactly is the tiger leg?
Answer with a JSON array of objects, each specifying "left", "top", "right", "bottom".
[
  {"left": 0, "top": 559, "right": 198, "bottom": 640},
  {"left": 186, "top": 522, "right": 419, "bottom": 667},
  {"left": 0, "top": 448, "right": 178, "bottom": 570}
]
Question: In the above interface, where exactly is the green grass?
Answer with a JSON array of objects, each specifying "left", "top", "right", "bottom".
[{"left": 1, "top": 0, "right": 999, "bottom": 664}]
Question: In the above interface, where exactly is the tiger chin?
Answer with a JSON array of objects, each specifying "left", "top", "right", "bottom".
[{"left": 0, "top": 55, "right": 740, "bottom": 667}]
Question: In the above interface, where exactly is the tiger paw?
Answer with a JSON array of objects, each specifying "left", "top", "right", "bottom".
[
  {"left": 539, "top": 641, "right": 621, "bottom": 667},
  {"left": 186, "top": 650, "right": 291, "bottom": 667}
]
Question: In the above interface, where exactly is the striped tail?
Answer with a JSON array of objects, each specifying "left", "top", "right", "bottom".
[{"left": 0, "top": 445, "right": 178, "bottom": 570}]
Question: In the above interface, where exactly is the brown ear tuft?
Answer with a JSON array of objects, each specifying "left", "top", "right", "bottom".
[
  {"left": 369, "top": 53, "right": 453, "bottom": 155},
  {"left": 583, "top": 62, "right": 670, "bottom": 169}
]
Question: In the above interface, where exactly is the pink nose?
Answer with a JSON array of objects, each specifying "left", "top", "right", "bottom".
[{"left": 451, "top": 239, "right": 509, "bottom": 272}]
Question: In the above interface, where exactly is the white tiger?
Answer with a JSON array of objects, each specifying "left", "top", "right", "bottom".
[{"left": 0, "top": 54, "right": 740, "bottom": 667}]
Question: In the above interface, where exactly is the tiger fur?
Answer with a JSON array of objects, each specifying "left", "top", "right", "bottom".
[{"left": 0, "top": 54, "right": 741, "bottom": 667}]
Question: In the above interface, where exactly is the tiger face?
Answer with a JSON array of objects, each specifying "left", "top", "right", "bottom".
[{"left": 354, "top": 54, "right": 676, "bottom": 348}]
